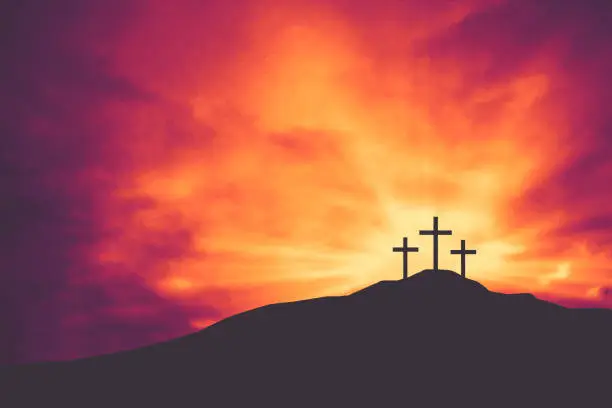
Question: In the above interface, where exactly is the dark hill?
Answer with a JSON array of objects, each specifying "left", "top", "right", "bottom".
[{"left": 3, "top": 269, "right": 612, "bottom": 407}]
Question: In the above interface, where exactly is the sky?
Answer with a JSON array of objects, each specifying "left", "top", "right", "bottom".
[{"left": 1, "top": 0, "right": 612, "bottom": 365}]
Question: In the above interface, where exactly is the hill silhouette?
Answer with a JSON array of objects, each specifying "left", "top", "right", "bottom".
[{"left": 3, "top": 269, "right": 612, "bottom": 407}]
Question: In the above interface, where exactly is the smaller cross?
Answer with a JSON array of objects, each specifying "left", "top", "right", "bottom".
[
  {"left": 450, "top": 239, "right": 477, "bottom": 278},
  {"left": 393, "top": 237, "right": 419, "bottom": 279}
]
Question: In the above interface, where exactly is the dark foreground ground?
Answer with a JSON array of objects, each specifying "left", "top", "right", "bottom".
[{"left": 2, "top": 269, "right": 612, "bottom": 407}]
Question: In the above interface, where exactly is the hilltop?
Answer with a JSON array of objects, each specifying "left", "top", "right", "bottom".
[{"left": 3, "top": 269, "right": 612, "bottom": 407}]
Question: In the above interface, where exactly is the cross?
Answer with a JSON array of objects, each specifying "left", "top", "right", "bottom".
[
  {"left": 392, "top": 237, "right": 419, "bottom": 279},
  {"left": 419, "top": 216, "right": 452, "bottom": 271},
  {"left": 450, "top": 239, "right": 477, "bottom": 278}
]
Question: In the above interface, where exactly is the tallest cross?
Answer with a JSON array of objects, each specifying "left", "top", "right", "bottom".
[{"left": 419, "top": 216, "right": 453, "bottom": 271}]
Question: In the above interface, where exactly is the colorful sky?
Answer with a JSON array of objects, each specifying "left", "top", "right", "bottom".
[{"left": 2, "top": 0, "right": 612, "bottom": 364}]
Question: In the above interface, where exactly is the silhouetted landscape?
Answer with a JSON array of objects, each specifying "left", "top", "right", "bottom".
[
  {"left": 6, "top": 1, "right": 612, "bottom": 406},
  {"left": 3, "top": 269, "right": 611, "bottom": 407}
]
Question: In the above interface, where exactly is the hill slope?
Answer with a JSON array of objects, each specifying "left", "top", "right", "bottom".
[{"left": 3, "top": 269, "right": 612, "bottom": 407}]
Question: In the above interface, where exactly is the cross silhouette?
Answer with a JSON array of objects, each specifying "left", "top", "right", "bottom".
[
  {"left": 392, "top": 237, "right": 419, "bottom": 279},
  {"left": 450, "top": 239, "right": 477, "bottom": 278},
  {"left": 419, "top": 216, "right": 452, "bottom": 271}
]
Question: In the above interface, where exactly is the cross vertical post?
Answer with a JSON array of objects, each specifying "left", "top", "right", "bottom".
[
  {"left": 419, "top": 216, "right": 453, "bottom": 271},
  {"left": 450, "top": 239, "right": 477, "bottom": 278},
  {"left": 392, "top": 237, "right": 419, "bottom": 279}
]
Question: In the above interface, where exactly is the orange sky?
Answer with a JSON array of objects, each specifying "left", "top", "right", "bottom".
[
  {"left": 3, "top": 0, "right": 612, "bottom": 363},
  {"left": 89, "top": 0, "right": 611, "bottom": 329}
]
